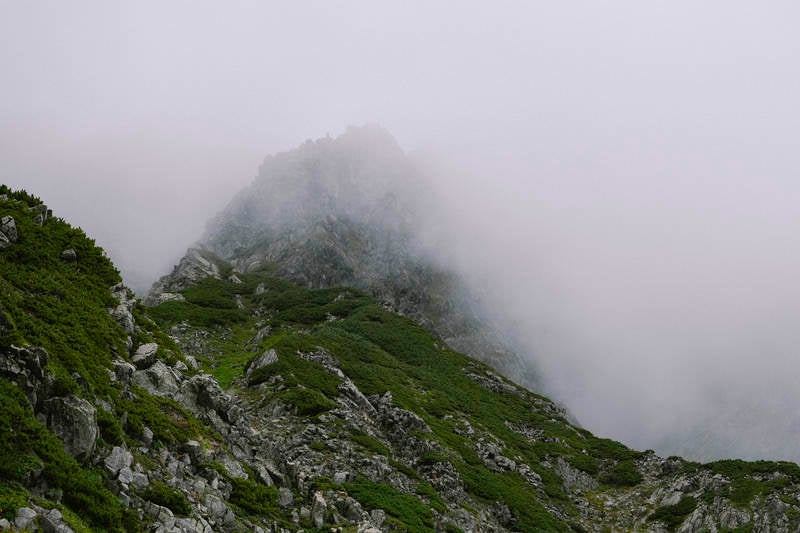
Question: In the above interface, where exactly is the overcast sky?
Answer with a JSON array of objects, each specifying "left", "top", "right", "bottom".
[{"left": 2, "top": 1, "right": 800, "bottom": 460}]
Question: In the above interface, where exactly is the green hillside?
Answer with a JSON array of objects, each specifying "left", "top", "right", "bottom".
[{"left": 2, "top": 185, "right": 800, "bottom": 532}]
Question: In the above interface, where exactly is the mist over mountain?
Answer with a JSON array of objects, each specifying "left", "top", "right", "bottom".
[
  {"left": 3, "top": 0, "right": 800, "bottom": 482},
  {"left": 141, "top": 124, "right": 800, "bottom": 466},
  {"left": 150, "top": 125, "right": 539, "bottom": 391}
]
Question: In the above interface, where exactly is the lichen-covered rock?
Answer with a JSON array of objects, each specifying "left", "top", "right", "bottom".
[
  {"left": 45, "top": 395, "right": 98, "bottom": 461},
  {"left": 104, "top": 446, "right": 134, "bottom": 476},
  {"left": 132, "top": 342, "right": 159, "bottom": 368},
  {"left": 0, "top": 215, "right": 18, "bottom": 249}
]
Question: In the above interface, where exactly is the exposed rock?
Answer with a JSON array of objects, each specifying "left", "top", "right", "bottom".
[
  {"left": 144, "top": 247, "right": 225, "bottom": 305},
  {"left": 228, "top": 274, "right": 243, "bottom": 284},
  {"left": 338, "top": 379, "right": 375, "bottom": 415},
  {"left": 278, "top": 488, "right": 294, "bottom": 508},
  {"left": 553, "top": 456, "right": 597, "bottom": 493},
  {"left": 311, "top": 491, "right": 327, "bottom": 528},
  {"left": 29, "top": 204, "right": 50, "bottom": 226},
  {"left": 45, "top": 395, "right": 98, "bottom": 461},
  {"left": 149, "top": 292, "right": 186, "bottom": 305},
  {"left": 132, "top": 342, "right": 159, "bottom": 369},
  {"left": 111, "top": 359, "right": 135, "bottom": 383},
  {"left": 14, "top": 507, "right": 37, "bottom": 530},
  {"left": 0, "top": 345, "right": 50, "bottom": 409},
  {"left": 133, "top": 360, "right": 181, "bottom": 396},
  {"left": 245, "top": 349, "right": 278, "bottom": 380},
  {"left": 60, "top": 248, "right": 77, "bottom": 262},
  {"left": 372, "top": 391, "right": 431, "bottom": 442},
  {"left": 43, "top": 508, "right": 68, "bottom": 532},
  {"left": 104, "top": 446, "right": 134, "bottom": 476},
  {"left": 0, "top": 215, "right": 18, "bottom": 249}
]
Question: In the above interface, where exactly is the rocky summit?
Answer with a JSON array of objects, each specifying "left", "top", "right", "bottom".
[{"left": 3, "top": 140, "right": 800, "bottom": 533}]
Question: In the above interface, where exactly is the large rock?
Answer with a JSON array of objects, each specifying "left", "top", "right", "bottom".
[
  {"left": 109, "top": 283, "right": 137, "bottom": 334},
  {"left": 41, "top": 508, "right": 74, "bottom": 533},
  {"left": 132, "top": 343, "right": 159, "bottom": 368},
  {"left": 29, "top": 204, "right": 50, "bottom": 226},
  {"left": 133, "top": 360, "right": 181, "bottom": 396},
  {"left": 0, "top": 345, "right": 50, "bottom": 409},
  {"left": 245, "top": 349, "right": 278, "bottom": 381},
  {"left": 14, "top": 507, "right": 37, "bottom": 530},
  {"left": 0, "top": 216, "right": 18, "bottom": 249},
  {"left": 111, "top": 359, "right": 135, "bottom": 383},
  {"left": 45, "top": 395, "right": 98, "bottom": 461},
  {"left": 144, "top": 248, "right": 225, "bottom": 306},
  {"left": 110, "top": 305, "right": 134, "bottom": 335},
  {"left": 311, "top": 491, "right": 327, "bottom": 528}
]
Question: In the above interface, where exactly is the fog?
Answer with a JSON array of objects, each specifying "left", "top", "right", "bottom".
[{"left": 2, "top": 2, "right": 800, "bottom": 461}]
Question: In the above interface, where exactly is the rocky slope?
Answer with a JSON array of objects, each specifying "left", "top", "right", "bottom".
[
  {"left": 4, "top": 185, "right": 800, "bottom": 532},
  {"left": 150, "top": 125, "right": 537, "bottom": 391}
]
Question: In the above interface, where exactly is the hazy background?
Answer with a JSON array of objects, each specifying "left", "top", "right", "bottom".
[{"left": 2, "top": 1, "right": 800, "bottom": 461}]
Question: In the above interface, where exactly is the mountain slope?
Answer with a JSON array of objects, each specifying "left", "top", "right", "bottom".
[
  {"left": 2, "top": 185, "right": 798, "bottom": 531},
  {"left": 151, "top": 125, "right": 537, "bottom": 391}
]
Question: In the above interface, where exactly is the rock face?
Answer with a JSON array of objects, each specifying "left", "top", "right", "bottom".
[
  {"left": 145, "top": 248, "right": 225, "bottom": 305},
  {"left": 109, "top": 283, "right": 137, "bottom": 335},
  {"left": 29, "top": 203, "right": 50, "bottom": 226},
  {"left": 0, "top": 345, "right": 50, "bottom": 409},
  {"left": 0, "top": 215, "right": 18, "bottom": 249},
  {"left": 44, "top": 395, "right": 98, "bottom": 461}
]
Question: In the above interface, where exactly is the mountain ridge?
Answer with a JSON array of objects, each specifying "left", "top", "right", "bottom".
[
  {"left": 1, "top": 170, "right": 799, "bottom": 531},
  {"left": 150, "top": 125, "right": 539, "bottom": 392}
]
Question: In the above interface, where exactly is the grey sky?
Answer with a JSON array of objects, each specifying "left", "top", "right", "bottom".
[{"left": 2, "top": 1, "right": 800, "bottom": 460}]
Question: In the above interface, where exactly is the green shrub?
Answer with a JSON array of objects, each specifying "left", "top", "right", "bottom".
[
  {"left": 345, "top": 477, "right": 435, "bottom": 532},
  {"left": 144, "top": 482, "right": 191, "bottom": 516},
  {"left": 350, "top": 430, "right": 390, "bottom": 456},
  {"left": 648, "top": 496, "right": 697, "bottom": 530},
  {"left": 97, "top": 408, "right": 124, "bottom": 446},
  {"left": 280, "top": 388, "right": 337, "bottom": 416},
  {"left": 0, "top": 482, "right": 28, "bottom": 521},
  {"left": 601, "top": 460, "right": 642, "bottom": 487},
  {"left": 229, "top": 478, "right": 279, "bottom": 516},
  {"left": 729, "top": 478, "right": 766, "bottom": 507}
]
